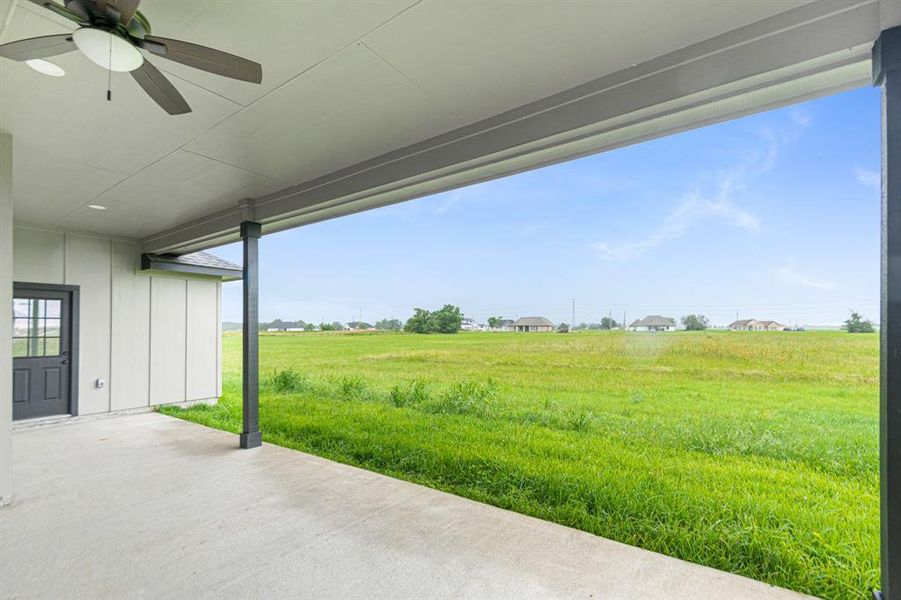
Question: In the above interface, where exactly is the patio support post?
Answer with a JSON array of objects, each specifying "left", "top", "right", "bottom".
[
  {"left": 240, "top": 221, "right": 262, "bottom": 449},
  {"left": 875, "top": 26, "right": 901, "bottom": 600},
  {"left": 0, "top": 132, "right": 12, "bottom": 506}
]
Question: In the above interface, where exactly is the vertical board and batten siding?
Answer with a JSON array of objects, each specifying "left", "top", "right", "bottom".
[
  {"left": 149, "top": 277, "right": 187, "bottom": 406},
  {"left": 12, "top": 228, "right": 64, "bottom": 283},
  {"left": 65, "top": 235, "right": 112, "bottom": 414},
  {"left": 185, "top": 279, "right": 219, "bottom": 401},
  {"left": 13, "top": 226, "right": 222, "bottom": 414},
  {"left": 110, "top": 241, "right": 150, "bottom": 411}
]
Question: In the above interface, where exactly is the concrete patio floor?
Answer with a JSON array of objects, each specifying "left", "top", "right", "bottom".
[{"left": 1, "top": 412, "right": 812, "bottom": 599}]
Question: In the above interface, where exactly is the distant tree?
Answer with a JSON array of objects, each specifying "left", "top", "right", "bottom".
[
  {"left": 319, "top": 322, "right": 336, "bottom": 331},
  {"left": 557, "top": 322, "right": 570, "bottom": 333},
  {"left": 682, "top": 315, "right": 710, "bottom": 331},
  {"left": 405, "top": 305, "right": 463, "bottom": 333},
  {"left": 303, "top": 322, "right": 315, "bottom": 331},
  {"left": 405, "top": 308, "right": 434, "bottom": 333},
  {"left": 347, "top": 321, "right": 373, "bottom": 330},
  {"left": 432, "top": 305, "right": 463, "bottom": 333},
  {"left": 599, "top": 316, "right": 619, "bottom": 330},
  {"left": 487, "top": 316, "right": 505, "bottom": 329},
  {"left": 844, "top": 311, "right": 875, "bottom": 333},
  {"left": 331, "top": 321, "right": 344, "bottom": 330},
  {"left": 375, "top": 318, "right": 403, "bottom": 331},
  {"left": 681, "top": 314, "right": 709, "bottom": 331},
  {"left": 259, "top": 318, "right": 310, "bottom": 330}
]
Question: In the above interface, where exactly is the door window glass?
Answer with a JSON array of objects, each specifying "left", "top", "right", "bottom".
[{"left": 11, "top": 298, "right": 62, "bottom": 357}]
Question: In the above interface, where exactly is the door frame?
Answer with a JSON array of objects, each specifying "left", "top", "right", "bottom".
[{"left": 12, "top": 282, "right": 80, "bottom": 418}]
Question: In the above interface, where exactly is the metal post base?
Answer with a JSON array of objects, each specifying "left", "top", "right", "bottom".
[{"left": 240, "top": 431, "right": 262, "bottom": 449}]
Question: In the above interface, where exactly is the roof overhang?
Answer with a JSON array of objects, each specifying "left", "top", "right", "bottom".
[
  {"left": 141, "top": 251, "right": 242, "bottom": 281},
  {"left": 142, "top": 0, "right": 897, "bottom": 254},
  {"left": 4, "top": 1, "right": 899, "bottom": 254}
]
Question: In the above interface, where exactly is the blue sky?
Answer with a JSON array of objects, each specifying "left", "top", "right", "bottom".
[{"left": 217, "top": 86, "right": 881, "bottom": 328}]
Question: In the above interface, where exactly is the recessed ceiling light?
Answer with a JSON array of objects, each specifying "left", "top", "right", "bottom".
[
  {"left": 25, "top": 59, "right": 65, "bottom": 77},
  {"left": 88, "top": 204, "right": 107, "bottom": 210}
]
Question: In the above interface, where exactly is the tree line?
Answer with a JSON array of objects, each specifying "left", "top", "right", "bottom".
[
  {"left": 232, "top": 309, "right": 876, "bottom": 335},
  {"left": 247, "top": 318, "right": 405, "bottom": 332}
]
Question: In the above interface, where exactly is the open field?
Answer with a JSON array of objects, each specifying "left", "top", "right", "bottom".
[{"left": 163, "top": 330, "right": 878, "bottom": 598}]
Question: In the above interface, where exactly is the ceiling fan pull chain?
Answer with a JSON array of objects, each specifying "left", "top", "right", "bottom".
[{"left": 106, "top": 33, "right": 112, "bottom": 101}]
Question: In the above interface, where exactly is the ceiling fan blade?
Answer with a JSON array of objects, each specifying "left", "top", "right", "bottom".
[
  {"left": 0, "top": 34, "right": 75, "bottom": 61},
  {"left": 131, "top": 60, "right": 192, "bottom": 115},
  {"left": 25, "top": 0, "right": 86, "bottom": 25},
  {"left": 139, "top": 35, "right": 262, "bottom": 84}
]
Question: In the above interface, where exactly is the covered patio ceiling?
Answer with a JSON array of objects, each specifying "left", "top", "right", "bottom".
[{"left": 1, "top": 0, "right": 898, "bottom": 254}]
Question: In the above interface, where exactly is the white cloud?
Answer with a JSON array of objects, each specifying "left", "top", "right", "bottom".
[
  {"left": 590, "top": 118, "right": 812, "bottom": 262},
  {"left": 770, "top": 265, "right": 835, "bottom": 291},
  {"left": 855, "top": 167, "right": 880, "bottom": 189},
  {"left": 789, "top": 107, "right": 812, "bottom": 128},
  {"left": 592, "top": 191, "right": 759, "bottom": 261}
]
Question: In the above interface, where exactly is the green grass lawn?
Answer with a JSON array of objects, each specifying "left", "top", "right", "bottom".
[{"left": 162, "top": 330, "right": 878, "bottom": 598}]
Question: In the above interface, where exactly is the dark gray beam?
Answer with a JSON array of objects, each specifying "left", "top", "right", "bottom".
[
  {"left": 239, "top": 221, "right": 262, "bottom": 449},
  {"left": 875, "top": 25, "right": 901, "bottom": 600}
]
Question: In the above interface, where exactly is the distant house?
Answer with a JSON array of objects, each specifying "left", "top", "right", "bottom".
[
  {"left": 461, "top": 318, "right": 485, "bottom": 332},
  {"left": 497, "top": 319, "right": 515, "bottom": 331},
  {"left": 728, "top": 319, "right": 786, "bottom": 331},
  {"left": 513, "top": 317, "right": 554, "bottom": 332},
  {"left": 629, "top": 315, "right": 676, "bottom": 332}
]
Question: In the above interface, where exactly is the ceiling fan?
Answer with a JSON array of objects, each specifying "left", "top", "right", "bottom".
[{"left": 0, "top": 0, "right": 262, "bottom": 115}]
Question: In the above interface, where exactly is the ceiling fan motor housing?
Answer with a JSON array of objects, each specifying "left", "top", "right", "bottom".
[{"left": 64, "top": 0, "right": 118, "bottom": 27}]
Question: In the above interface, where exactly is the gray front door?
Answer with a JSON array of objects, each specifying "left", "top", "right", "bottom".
[{"left": 12, "top": 287, "right": 74, "bottom": 420}]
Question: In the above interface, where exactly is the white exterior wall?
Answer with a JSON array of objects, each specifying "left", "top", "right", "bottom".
[
  {"left": 0, "top": 133, "right": 12, "bottom": 505},
  {"left": 13, "top": 226, "right": 222, "bottom": 415}
]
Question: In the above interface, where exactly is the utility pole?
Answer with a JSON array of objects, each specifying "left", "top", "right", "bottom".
[
  {"left": 623, "top": 311, "right": 627, "bottom": 331},
  {"left": 571, "top": 298, "right": 575, "bottom": 327}
]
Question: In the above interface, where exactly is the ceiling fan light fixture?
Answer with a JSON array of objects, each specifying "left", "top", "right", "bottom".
[
  {"left": 25, "top": 59, "right": 65, "bottom": 77},
  {"left": 73, "top": 27, "right": 143, "bottom": 72}
]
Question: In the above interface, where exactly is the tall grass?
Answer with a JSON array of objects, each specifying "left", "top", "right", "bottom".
[
  {"left": 162, "top": 330, "right": 879, "bottom": 598},
  {"left": 265, "top": 367, "right": 311, "bottom": 393}
]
